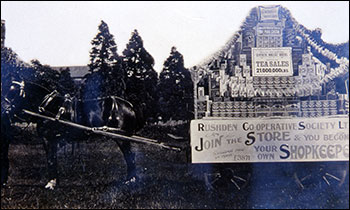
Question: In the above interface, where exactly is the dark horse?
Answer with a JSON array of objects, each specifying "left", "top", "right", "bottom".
[
  {"left": 4, "top": 80, "right": 143, "bottom": 189},
  {"left": 1, "top": 93, "right": 13, "bottom": 185}
]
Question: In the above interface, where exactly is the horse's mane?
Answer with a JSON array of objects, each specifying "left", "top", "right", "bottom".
[{"left": 25, "top": 81, "right": 53, "bottom": 94}]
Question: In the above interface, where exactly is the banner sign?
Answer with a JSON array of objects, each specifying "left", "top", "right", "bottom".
[
  {"left": 252, "top": 47, "right": 293, "bottom": 77},
  {"left": 259, "top": 5, "right": 280, "bottom": 21},
  {"left": 190, "top": 116, "right": 349, "bottom": 163}
]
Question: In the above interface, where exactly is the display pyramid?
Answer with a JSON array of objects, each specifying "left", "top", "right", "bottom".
[{"left": 192, "top": 5, "right": 349, "bottom": 119}]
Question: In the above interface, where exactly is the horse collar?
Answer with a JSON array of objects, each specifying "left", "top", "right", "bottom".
[{"left": 39, "top": 90, "right": 60, "bottom": 113}]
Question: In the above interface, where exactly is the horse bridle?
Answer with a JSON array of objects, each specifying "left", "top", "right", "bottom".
[
  {"left": 10, "top": 80, "right": 59, "bottom": 114},
  {"left": 2, "top": 96, "right": 13, "bottom": 113},
  {"left": 11, "top": 80, "right": 26, "bottom": 98},
  {"left": 2, "top": 81, "right": 26, "bottom": 123},
  {"left": 3, "top": 80, "right": 26, "bottom": 112}
]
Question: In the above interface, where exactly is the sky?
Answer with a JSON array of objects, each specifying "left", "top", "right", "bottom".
[{"left": 1, "top": 1, "right": 349, "bottom": 72}]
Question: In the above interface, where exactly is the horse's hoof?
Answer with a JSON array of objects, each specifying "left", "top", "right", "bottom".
[
  {"left": 1, "top": 182, "right": 8, "bottom": 188},
  {"left": 45, "top": 179, "right": 57, "bottom": 190},
  {"left": 124, "top": 176, "right": 139, "bottom": 186},
  {"left": 124, "top": 176, "right": 136, "bottom": 185}
]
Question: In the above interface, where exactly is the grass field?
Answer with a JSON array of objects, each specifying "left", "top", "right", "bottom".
[{"left": 1, "top": 123, "right": 349, "bottom": 209}]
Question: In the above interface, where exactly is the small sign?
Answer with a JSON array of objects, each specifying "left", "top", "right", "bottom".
[
  {"left": 235, "top": 65, "right": 242, "bottom": 76},
  {"left": 259, "top": 5, "right": 280, "bottom": 21},
  {"left": 191, "top": 116, "right": 349, "bottom": 163},
  {"left": 243, "top": 66, "right": 251, "bottom": 77},
  {"left": 252, "top": 47, "right": 293, "bottom": 77},
  {"left": 302, "top": 54, "right": 312, "bottom": 66},
  {"left": 239, "top": 54, "right": 247, "bottom": 66}
]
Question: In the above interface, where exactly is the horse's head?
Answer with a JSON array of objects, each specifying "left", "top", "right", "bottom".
[
  {"left": 5, "top": 80, "right": 61, "bottom": 114},
  {"left": 4, "top": 80, "right": 27, "bottom": 112},
  {"left": 8, "top": 80, "right": 25, "bottom": 99}
]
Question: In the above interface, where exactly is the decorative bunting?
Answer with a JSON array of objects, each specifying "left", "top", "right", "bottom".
[{"left": 291, "top": 16, "right": 349, "bottom": 87}]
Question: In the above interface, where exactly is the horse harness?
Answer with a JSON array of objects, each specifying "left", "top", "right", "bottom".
[
  {"left": 38, "top": 90, "right": 60, "bottom": 113},
  {"left": 11, "top": 81, "right": 26, "bottom": 98},
  {"left": 2, "top": 81, "right": 26, "bottom": 123},
  {"left": 1, "top": 96, "right": 14, "bottom": 123},
  {"left": 8, "top": 80, "right": 132, "bottom": 133},
  {"left": 38, "top": 91, "right": 124, "bottom": 126}
]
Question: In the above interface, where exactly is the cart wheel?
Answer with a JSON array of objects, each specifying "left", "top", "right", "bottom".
[
  {"left": 293, "top": 163, "right": 348, "bottom": 190},
  {"left": 204, "top": 168, "right": 251, "bottom": 192}
]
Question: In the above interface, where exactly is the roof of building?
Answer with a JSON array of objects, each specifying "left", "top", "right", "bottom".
[{"left": 52, "top": 65, "right": 89, "bottom": 78}]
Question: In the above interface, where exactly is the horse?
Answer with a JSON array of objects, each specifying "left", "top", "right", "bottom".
[
  {"left": 4, "top": 80, "right": 144, "bottom": 189},
  {"left": 1, "top": 93, "right": 14, "bottom": 185}
]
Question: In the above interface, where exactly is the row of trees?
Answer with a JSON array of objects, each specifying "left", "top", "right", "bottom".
[
  {"left": 81, "top": 20, "right": 194, "bottom": 123},
  {"left": 1, "top": 20, "right": 194, "bottom": 123}
]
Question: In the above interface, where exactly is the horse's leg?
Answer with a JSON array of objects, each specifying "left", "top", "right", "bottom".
[
  {"left": 42, "top": 136, "right": 58, "bottom": 190},
  {"left": 1, "top": 114, "right": 12, "bottom": 186},
  {"left": 71, "top": 142, "right": 75, "bottom": 156},
  {"left": 115, "top": 140, "right": 137, "bottom": 183},
  {"left": 0, "top": 136, "right": 10, "bottom": 186},
  {"left": 38, "top": 120, "right": 59, "bottom": 190}
]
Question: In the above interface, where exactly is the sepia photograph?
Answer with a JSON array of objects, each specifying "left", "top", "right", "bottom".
[{"left": 1, "top": 1, "right": 349, "bottom": 209}]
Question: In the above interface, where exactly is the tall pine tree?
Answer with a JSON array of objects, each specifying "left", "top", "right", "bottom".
[
  {"left": 158, "top": 47, "right": 194, "bottom": 121},
  {"left": 83, "top": 20, "right": 125, "bottom": 99},
  {"left": 88, "top": 20, "right": 119, "bottom": 74},
  {"left": 122, "top": 29, "right": 158, "bottom": 123}
]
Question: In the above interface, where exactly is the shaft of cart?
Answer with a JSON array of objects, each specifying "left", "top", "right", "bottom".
[{"left": 22, "top": 109, "right": 182, "bottom": 152}]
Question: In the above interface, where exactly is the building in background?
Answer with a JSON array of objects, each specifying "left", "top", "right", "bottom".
[{"left": 52, "top": 66, "right": 89, "bottom": 84}]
